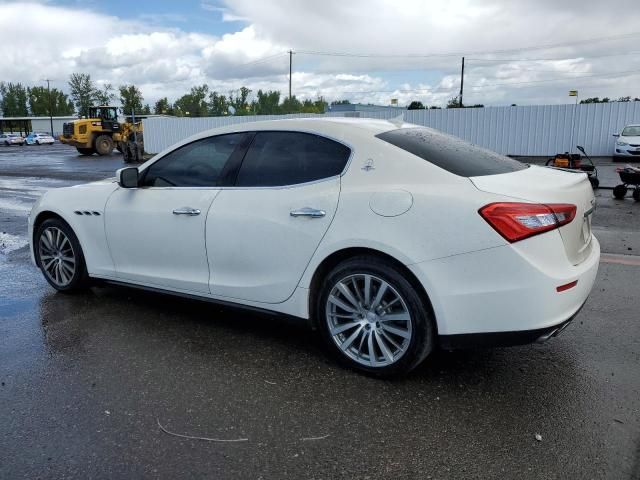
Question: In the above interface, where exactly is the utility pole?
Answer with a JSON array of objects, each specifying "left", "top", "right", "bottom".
[
  {"left": 44, "top": 79, "right": 54, "bottom": 136},
  {"left": 459, "top": 57, "right": 465, "bottom": 108},
  {"left": 289, "top": 50, "right": 293, "bottom": 100}
]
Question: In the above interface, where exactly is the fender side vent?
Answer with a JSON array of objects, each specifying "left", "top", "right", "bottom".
[{"left": 75, "top": 210, "right": 102, "bottom": 216}]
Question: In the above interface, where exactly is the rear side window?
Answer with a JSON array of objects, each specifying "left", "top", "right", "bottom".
[
  {"left": 376, "top": 127, "right": 527, "bottom": 177},
  {"left": 235, "top": 131, "right": 351, "bottom": 187},
  {"left": 142, "top": 133, "right": 246, "bottom": 187}
]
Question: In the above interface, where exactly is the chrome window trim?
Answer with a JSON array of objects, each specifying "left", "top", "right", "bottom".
[{"left": 135, "top": 128, "right": 355, "bottom": 191}]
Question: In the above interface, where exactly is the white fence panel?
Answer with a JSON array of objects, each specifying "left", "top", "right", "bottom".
[
  {"left": 404, "top": 102, "right": 640, "bottom": 156},
  {"left": 143, "top": 102, "right": 640, "bottom": 156}
]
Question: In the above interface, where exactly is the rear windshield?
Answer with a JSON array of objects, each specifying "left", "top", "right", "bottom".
[{"left": 376, "top": 127, "right": 527, "bottom": 177}]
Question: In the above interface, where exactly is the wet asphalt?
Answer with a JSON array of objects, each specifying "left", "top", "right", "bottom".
[{"left": 0, "top": 144, "right": 639, "bottom": 479}]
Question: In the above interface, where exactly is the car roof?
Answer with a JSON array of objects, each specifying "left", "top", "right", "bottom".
[{"left": 184, "top": 117, "right": 413, "bottom": 142}]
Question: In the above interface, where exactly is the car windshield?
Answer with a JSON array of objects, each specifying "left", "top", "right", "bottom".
[
  {"left": 621, "top": 126, "right": 640, "bottom": 136},
  {"left": 376, "top": 127, "right": 527, "bottom": 177}
]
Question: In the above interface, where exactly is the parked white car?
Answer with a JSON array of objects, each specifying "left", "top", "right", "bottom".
[
  {"left": 0, "top": 133, "right": 25, "bottom": 146},
  {"left": 28, "top": 118, "right": 600, "bottom": 376},
  {"left": 613, "top": 124, "right": 640, "bottom": 159},
  {"left": 25, "top": 132, "right": 55, "bottom": 145}
]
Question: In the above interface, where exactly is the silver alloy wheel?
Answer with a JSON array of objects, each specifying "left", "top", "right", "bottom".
[
  {"left": 326, "top": 273, "right": 413, "bottom": 367},
  {"left": 38, "top": 226, "right": 76, "bottom": 287}
]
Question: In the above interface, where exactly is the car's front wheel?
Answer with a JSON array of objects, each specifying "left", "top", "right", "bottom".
[
  {"left": 317, "top": 255, "right": 435, "bottom": 377},
  {"left": 35, "top": 218, "right": 90, "bottom": 292}
]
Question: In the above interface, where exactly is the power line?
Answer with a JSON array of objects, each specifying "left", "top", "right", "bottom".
[
  {"left": 235, "top": 52, "right": 288, "bottom": 68},
  {"left": 467, "top": 68, "right": 640, "bottom": 88},
  {"left": 467, "top": 50, "right": 640, "bottom": 63},
  {"left": 296, "top": 31, "right": 640, "bottom": 60},
  {"left": 340, "top": 68, "right": 640, "bottom": 95}
]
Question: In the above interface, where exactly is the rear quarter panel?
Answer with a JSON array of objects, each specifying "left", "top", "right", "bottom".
[{"left": 298, "top": 135, "right": 509, "bottom": 289}]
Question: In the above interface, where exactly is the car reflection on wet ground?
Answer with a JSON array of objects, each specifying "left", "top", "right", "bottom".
[{"left": 1, "top": 144, "right": 639, "bottom": 479}]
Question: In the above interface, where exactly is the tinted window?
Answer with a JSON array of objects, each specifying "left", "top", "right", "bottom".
[
  {"left": 376, "top": 127, "right": 527, "bottom": 177},
  {"left": 235, "top": 131, "right": 351, "bottom": 187},
  {"left": 142, "top": 133, "right": 246, "bottom": 187}
]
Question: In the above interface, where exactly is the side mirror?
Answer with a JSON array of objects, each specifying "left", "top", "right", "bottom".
[
  {"left": 612, "top": 133, "right": 620, "bottom": 137},
  {"left": 576, "top": 145, "right": 585, "bottom": 154},
  {"left": 116, "top": 167, "right": 139, "bottom": 188}
]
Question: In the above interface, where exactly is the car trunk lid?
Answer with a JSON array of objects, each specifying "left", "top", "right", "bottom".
[{"left": 471, "top": 165, "right": 595, "bottom": 265}]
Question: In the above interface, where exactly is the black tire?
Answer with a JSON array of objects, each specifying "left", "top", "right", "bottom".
[
  {"left": 4, "top": 141, "right": 9, "bottom": 146},
  {"left": 36, "top": 140, "right": 40, "bottom": 145},
  {"left": 94, "top": 135, "right": 114, "bottom": 156},
  {"left": 116, "top": 143, "right": 123, "bottom": 153},
  {"left": 633, "top": 188, "right": 640, "bottom": 202},
  {"left": 76, "top": 146, "right": 95, "bottom": 155},
  {"left": 316, "top": 255, "right": 435, "bottom": 378},
  {"left": 589, "top": 177, "right": 599, "bottom": 189},
  {"left": 613, "top": 184, "right": 628, "bottom": 199},
  {"left": 34, "top": 218, "right": 91, "bottom": 292}
]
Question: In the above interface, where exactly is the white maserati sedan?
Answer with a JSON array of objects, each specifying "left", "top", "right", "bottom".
[{"left": 28, "top": 118, "right": 600, "bottom": 376}]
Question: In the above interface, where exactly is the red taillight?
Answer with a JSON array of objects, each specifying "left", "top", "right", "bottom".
[
  {"left": 479, "top": 202, "right": 577, "bottom": 243},
  {"left": 556, "top": 280, "right": 578, "bottom": 292}
]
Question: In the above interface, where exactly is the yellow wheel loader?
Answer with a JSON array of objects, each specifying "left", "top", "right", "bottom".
[{"left": 59, "top": 106, "right": 143, "bottom": 158}]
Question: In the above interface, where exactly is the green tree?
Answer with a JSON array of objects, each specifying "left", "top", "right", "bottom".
[
  {"left": 26, "top": 86, "right": 72, "bottom": 116},
  {"left": 119, "top": 84, "right": 144, "bottom": 114},
  {"left": 141, "top": 104, "right": 151, "bottom": 115},
  {"left": 281, "top": 95, "right": 302, "bottom": 114},
  {"left": 331, "top": 99, "right": 351, "bottom": 105},
  {"left": 580, "top": 97, "right": 610, "bottom": 104},
  {"left": 0, "top": 82, "right": 29, "bottom": 116},
  {"left": 174, "top": 85, "right": 209, "bottom": 116},
  {"left": 446, "top": 96, "right": 463, "bottom": 108},
  {"left": 299, "top": 97, "right": 327, "bottom": 113},
  {"left": 408, "top": 101, "right": 425, "bottom": 110},
  {"left": 208, "top": 91, "right": 229, "bottom": 116},
  {"left": 252, "top": 89, "right": 280, "bottom": 115},
  {"left": 229, "top": 86, "right": 252, "bottom": 115},
  {"left": 68, "top": 73, "right": 97, "bottom": 116},
  {"left": 94, "top": 83, "right": 116, "bottom": 105},
  {"left": 154, "top": 97, "right": 173, "bottom": 115}
]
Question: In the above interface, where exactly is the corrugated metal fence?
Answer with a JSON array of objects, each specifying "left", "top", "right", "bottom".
[{"left": 143, "top": 102, "right": 640, "bottom": 156}]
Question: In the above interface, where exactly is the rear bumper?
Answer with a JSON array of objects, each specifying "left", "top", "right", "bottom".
[
  {"left": 408, "top": 232, "right": 600, "bottom": 337},
  {"left": 439, "top": 301, "right": 584, "bottom": 349}
]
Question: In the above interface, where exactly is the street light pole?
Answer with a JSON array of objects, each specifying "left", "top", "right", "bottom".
[{"left": 44, "top": 79, "right": 54, "bottom": 136}]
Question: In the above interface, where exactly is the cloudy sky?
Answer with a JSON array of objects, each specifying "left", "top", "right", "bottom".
[{"left": 1, "top": 0, "right": 640, "bottom": 108}]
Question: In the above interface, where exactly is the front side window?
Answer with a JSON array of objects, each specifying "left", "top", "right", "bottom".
[
  {"left": 142, "top": 133, "right": 246, "bottom": 187},
  {"left": 235, "top": 131, "right": 351, "bottom": 187}
]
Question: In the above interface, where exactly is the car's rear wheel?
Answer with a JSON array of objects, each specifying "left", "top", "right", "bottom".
[
  {"left": 317, "top": 255, "right": 435, "bottom": 377},
  {"left": 633, "top": 188, "right": 640, "bottom": 202},
  {"left": 35, "top": 218, "right": 90, "bottom": 292}
]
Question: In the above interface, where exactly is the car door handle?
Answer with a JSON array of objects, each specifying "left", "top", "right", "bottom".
[
  {"left": 172, "top": 207, "right": 201, "bottom": 216},
  {"left": 290, "top": 207, "right": 326, "bottom": 218}
]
